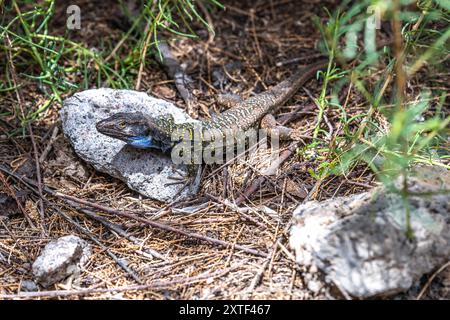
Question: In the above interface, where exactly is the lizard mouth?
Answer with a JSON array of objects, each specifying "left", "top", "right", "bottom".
[{"left": 96, "top": 119, "right": 170, "bottom": 151}]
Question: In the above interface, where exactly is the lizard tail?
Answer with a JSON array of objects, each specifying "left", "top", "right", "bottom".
[{"left": 270, "top": 59, "right": 329, "bottom": 106}]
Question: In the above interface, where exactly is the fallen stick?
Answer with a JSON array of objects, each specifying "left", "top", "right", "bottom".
[
  {"left": 0, "top": 266, "right": 238, "bottom": 299},
  {"left": 235, "top": 142, "right": 299, "bottom": 205},
  {"left": 0, "top": 166, "right": 267, "bottom": 258},
  {"left": 157, "top": 41, "right": 198, "bottom": 117}
]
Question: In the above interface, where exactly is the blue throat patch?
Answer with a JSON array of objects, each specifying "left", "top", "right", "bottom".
[{"left": 128, "top": 136, "right": 155, "bottom": 149}]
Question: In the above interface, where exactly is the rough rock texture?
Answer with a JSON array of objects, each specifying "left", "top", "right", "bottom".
[
  {"left": 20, "top": 280, "right": 39, "bottom": 292},
  {"left": 289, "top": 166, "right": 450, "bottom": 298},
  {"left": 32, "top": 235, "right": 91, "bottom": 288},
  {"left": 60, "top": 88, "right": 197, "bottom": 203}
]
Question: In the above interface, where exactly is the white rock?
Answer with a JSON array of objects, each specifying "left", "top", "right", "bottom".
[
  {"left": 32, "top": 235, "right": 91, "bottom": 288},
  {"left": 60, "top": 89, "right": 198, "bottom": 203},
  {"left": 290, "top": 166, "right": 450, "bottom": 298}
]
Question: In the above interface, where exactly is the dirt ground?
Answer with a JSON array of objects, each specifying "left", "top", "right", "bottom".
[{"left": 0, "top": 0, "right": 449, "bottom": 299}]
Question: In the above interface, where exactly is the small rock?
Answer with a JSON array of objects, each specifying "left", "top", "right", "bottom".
[
  {"left": 306, "top": 279, "right": 323, "bottom": 294},
  {"left": 32, "top": 235, "right": 91, "bottom": 288},
  {"left": 289, "top": 166, "right": 450, "bottom": 298},
  {"left": 20, "top": 280, "right": 38, "bottom": 292},
  {"left": 60, "top": 89, "right": 198, "bottom": 203}
]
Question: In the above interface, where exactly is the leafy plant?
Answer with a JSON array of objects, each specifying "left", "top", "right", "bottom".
[
  {"left": 305, "top": 0, "right": 449, "bottom": 237},
  {"left": 0, "top": 0, "right": 222, "bottom": 128}
]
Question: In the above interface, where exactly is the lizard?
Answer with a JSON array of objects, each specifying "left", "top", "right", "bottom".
[{"left": 96, "top": 59, "right": 328, "bottom": 190}]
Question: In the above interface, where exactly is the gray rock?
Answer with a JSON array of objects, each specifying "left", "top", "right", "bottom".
[
  {"left": 306, "top": 279, "right": 323, "bottom": 294},
  {"left": 32, "top": 235, "right": 91, "bottom": 288},
  {"left": 60, "top": 88, "right": 198, "bottom": 203},
  {"left": 289, "top": 166, "right": 450, "bottom": 298},
  {"left": 20, "top": 280, "right": 38, "bottom": 292}
]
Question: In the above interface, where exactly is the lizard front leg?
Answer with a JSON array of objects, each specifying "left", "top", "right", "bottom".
[
  {"left": 165, "top": 164, "right": 203, "bottom": 195},
  {"left": 165, "top": 138, "right": 204, "bottom": 194}
]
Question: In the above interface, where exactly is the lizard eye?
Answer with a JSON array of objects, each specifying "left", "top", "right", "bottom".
[{"left": 118, "top": 121, "right": 126, "bottom": 129}]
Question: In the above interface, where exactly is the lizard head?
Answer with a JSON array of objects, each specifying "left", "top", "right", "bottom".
[{"left": 96, "top": 112, "right": 174, "bottom": 151}]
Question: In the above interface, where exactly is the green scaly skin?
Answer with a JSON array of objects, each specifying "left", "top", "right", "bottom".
[{"left": 96, "top": 60, "right": 328, "bottom": 187}]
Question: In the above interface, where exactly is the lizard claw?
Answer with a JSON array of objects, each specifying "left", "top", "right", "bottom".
[
  {"left": 165, "top": 165, "right": 202, "bottom": 197},
  {"left": 165, "top": 168, "right": 189, "bottom": 183}
]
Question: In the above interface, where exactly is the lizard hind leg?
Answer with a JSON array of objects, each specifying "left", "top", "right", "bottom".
[
  {"left": 260, "top": 114, "right": 307, "bottom": 141},
  {"left": 260, "top": 114, "right": 294, "bottom": 140},
  {"left": 216, "top": 93, "right": 243, "bottom": 109}
]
